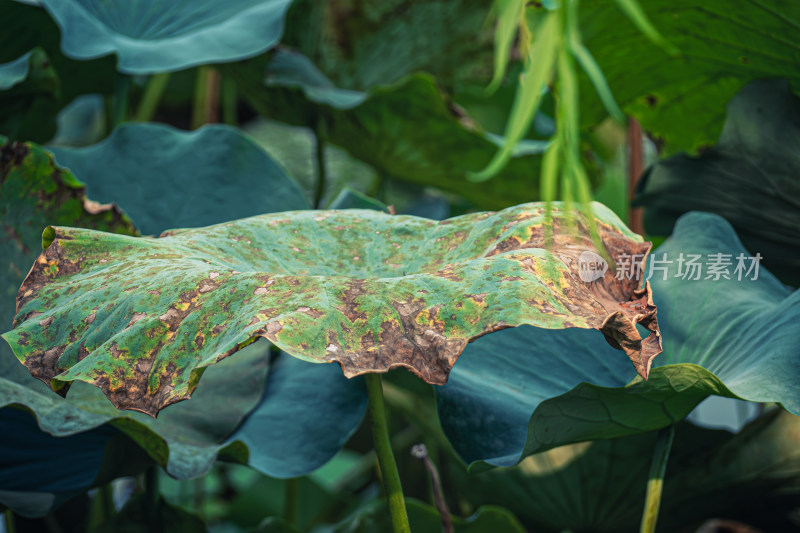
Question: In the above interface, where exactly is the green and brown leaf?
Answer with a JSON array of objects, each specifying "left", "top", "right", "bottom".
[{"left": 3, "top": 202, "right": 661, "bottom": 416}]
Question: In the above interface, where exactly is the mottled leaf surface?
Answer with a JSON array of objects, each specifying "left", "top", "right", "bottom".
[
  {"left": 227, "top": 50, "right": 546, "bottom": 210},
  {"left": 438, "top": 211, "right": 799, "bottom": 469},
  {"left": 635, "top": 79, "right": 800, "bottom": 286},
  {"left": 36, "top": 0, "right": 294, "bottom": 74},
  {"left": 5, "top": 202, "right": 661, "bottom": 415},
  {"left": 579, "top": 0, "right": 800, "bottom": 154},
  {"left": 452, "top": 410, "right": 800, "bottom": 533},
  {"left": 49, "top": 123, "right": 310, "bottom": 236}
]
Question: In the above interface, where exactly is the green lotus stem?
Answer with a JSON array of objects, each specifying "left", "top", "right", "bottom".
[
  {"left": 314, "top": 119, "right": 327, "bottom": 208},
  {"left": 222, "top": 77, "right": 238, "bottom": 125},
  {"left": 110, "top": 72, "right": 130, "bottom": 128},
  {"left": 144, "top": 467, "right": 160, "bottom": 530},
  {"left": 135, "top": 72, "right": 171, "bottom": 122},
  {"left": 365, "top": 373, "right": 410, "bottom": 533},
  {"left": 4, "top": 509, "right": 15, "bottom": 533},
  {"left": 284, "top": 478, "right": 299, "bottom": 526},
  {"left": 192, "top": 67, "right": 220, "bottom": 129},
  {"left": 640, "top": 424, "right": 675, "bottom": 533}
]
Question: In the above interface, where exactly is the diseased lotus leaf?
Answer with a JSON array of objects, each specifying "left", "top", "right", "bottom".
[{"left": 2, "top": 202, "right": 662, "bottom": 416}]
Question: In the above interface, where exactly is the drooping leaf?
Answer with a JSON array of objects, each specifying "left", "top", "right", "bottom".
[
  {"left": 34, "top": 0, "right": 294, "bottom": 74},
  {"left": 437, "top": 211, "right": 799, "bottom": 469},
  {"left": 452, "top": 409, "right": 800, "bottom": 533},
  {"left": 579, "top": 0, "right": 800, "bottom": 154},
  {"left": 227, "top": 50, "right": 548, "bottom": 209},
  {"left": 635, "top": 79, "right": 800, "bottom": 286},
  {"left": 49, "top": 122, "right": 310, "bottom": 236},
  {"left": 332, "top": 498, "right": 527, "bottom": 533},
  {"left": 4, "top": 202, "right": 661, "bottom": 416},
  {"left": 0, "top": 48, "right": 60, "bottom": 142}
]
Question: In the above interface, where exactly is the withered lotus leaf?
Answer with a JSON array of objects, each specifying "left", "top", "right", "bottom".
[{"left": 2, "top": 202, "right": 661, "bottom": 416}]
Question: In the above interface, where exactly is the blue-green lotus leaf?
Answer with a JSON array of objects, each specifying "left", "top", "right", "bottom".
[
  {"left": 38, "top": 0, "right": 295, "bottom": 74},
  {"left": 452, "top": 409, "right": 800, "bottom": 532},
  {"left": 438, "top": 211, "right": 799, "bottom": 468},
  {"left": 226, "top": 353, "right": 367, "bottom": 478},
  {"left": 49, "top": 122, "right": 309, "bottom": 235}
]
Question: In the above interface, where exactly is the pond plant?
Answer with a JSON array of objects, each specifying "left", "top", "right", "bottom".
[{"left": 1, "top": 0, "right": 798, "bottom": 532}]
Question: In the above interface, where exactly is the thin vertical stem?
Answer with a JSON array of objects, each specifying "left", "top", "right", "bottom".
[
  {"left": 313, "top": 118, "right": 327, "bottom": 208},
  {"left": 192, "top": 67, "right": 220, "bottom": 129},
  {"left": 221, "top": 77, "right": 238, "bottom": 125},
  {"left": 4, "top": 509, "right": 15, "bottom": 533},
  {"left": 365, "top": 374, "right": 410, "bottom": 533},
  {"left": 284, "top": 478, "right": 299, "bottom": 526},
  {"left": 144, "top": 466, "right": 160, "bottom": 533},
  {"left": 627, "top": 117, "right": 645, "bottom": 235},
  {"left": 109, "top": 72, "right": 131, "bottom": 128},
  {"left": 135, "top": 72, "right": 171, "bottom": 122},
  {"left": 640, "top": 424, "right": 675, "bottom": 533},
  {"left": 411, "top": 444, "right": 453, "bottom": 533}
]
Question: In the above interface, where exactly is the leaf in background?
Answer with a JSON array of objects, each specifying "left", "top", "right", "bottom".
[
  {"left": 0, "top": 0, "right": 115, "bottom": 124},
  {"left": 225, "top": 354, "right": 367, "bottom": 478},
  {"left": 327, "top": 187, "right": 390, "bottom": 212},
  {"left": 635, "top": 79, "right": 800, "bottom": 286},
  {"left": 0, "top": 48, "right": 60, "bottom": 142},
  {"left": 35, "top": 0, "right": 294, "bottom": 74},
  {"left": 49, "top": 122, "right": 310, "bottom": 235},
  {"left": 228, "top": 49, "right": 547, "bottom": 209},
  {"left": 0, "top": 408, "right": 151, "bottom": 518},
  {"left": 94, "top": 493, "right": 208, "bottom": 533},
  {"left": 4, "top": 202, "right": 661, "bottom": 416},
  {"left": 332, "top": 498, "right": 526, "bottom": 533},
  {"left": 451, "top": 409, "right": 800, "bottom": 532},
  {"left": 579, "top": 0, "right": 800, "bottom": 154},
  {"left": 282, "top": 0, "right": 495, "bottom": 90},
  {"left": 438, "top": 211, "right": 799, "bottom": 468}
]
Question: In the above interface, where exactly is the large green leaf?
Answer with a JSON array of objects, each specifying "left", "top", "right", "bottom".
[
  {"left": 0, "top": 135, "right": 322, "bottom": 515},
  {"left": 228, "top": 50, "right": 548, "bottom": 210},
  {"left": 453, "top": 409, "right": 800, "bottom": 532},
  {"left": 579, "top": 0, "right": 800, "bottom": 154},
  {"left": 635, "top": 79, "right": 800, "bottom": 286},
  {"left": 35, "top": 0, "right": 294, "bottom": 74},
  {"left": 3, "top": 202, "right": 662, "bottom": 416},
  {"left": 49, "top": 122, "right": 310, "bottom": 235},
  {"left": 438, "top": 211, "right": 799, "bottom": 468}
]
